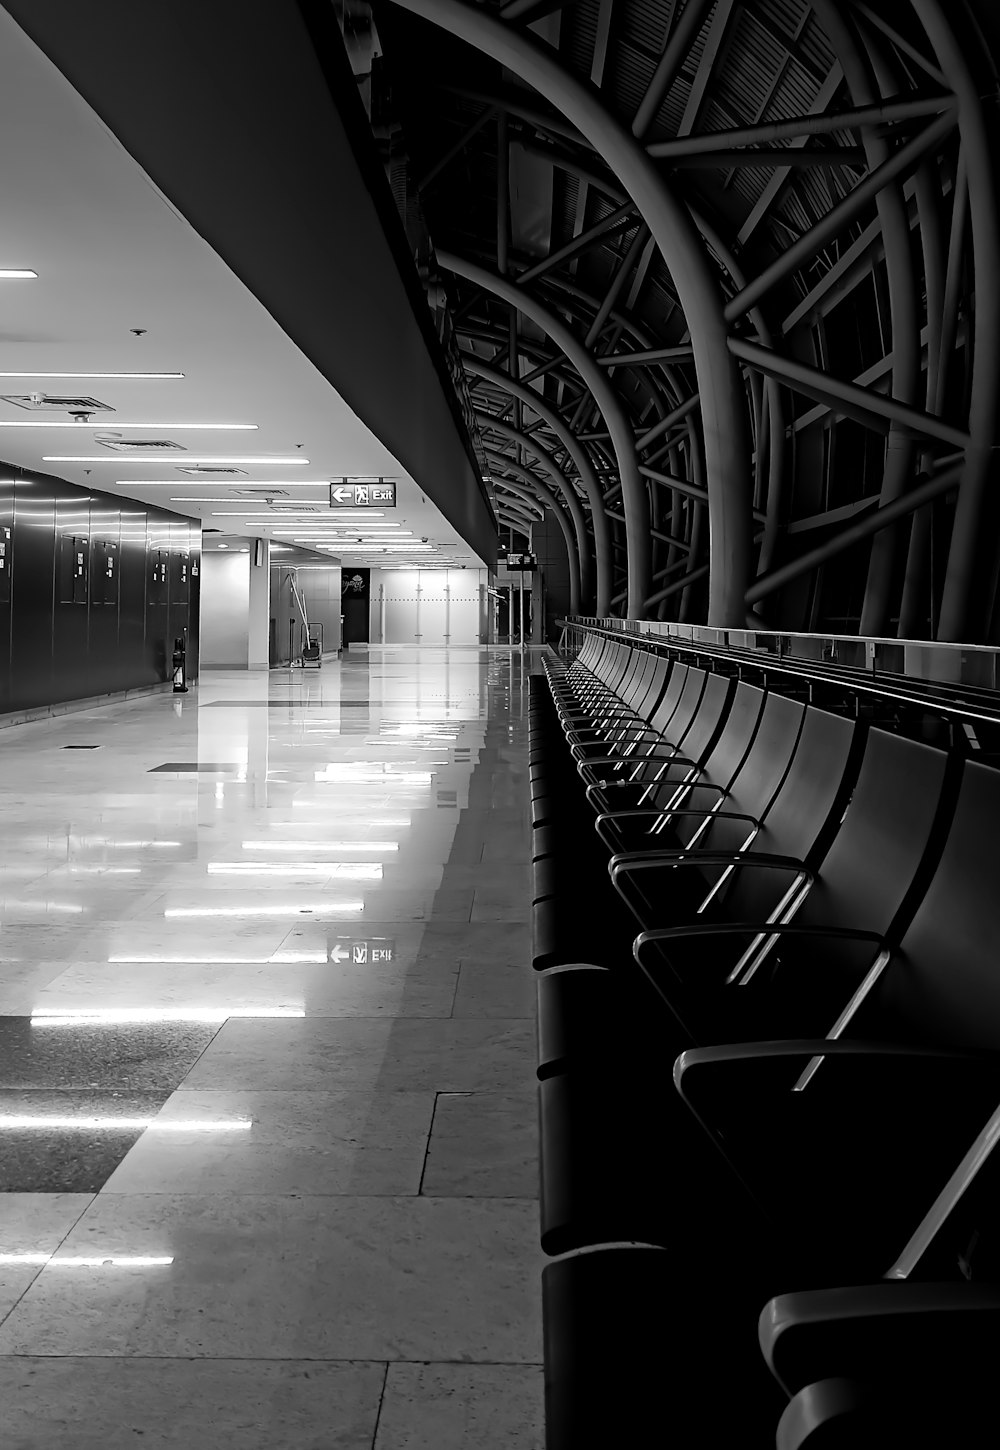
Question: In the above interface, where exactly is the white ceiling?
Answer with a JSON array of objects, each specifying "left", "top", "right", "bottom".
[{"left": 0, "top": 9, "right": 485, "bottom": 570}]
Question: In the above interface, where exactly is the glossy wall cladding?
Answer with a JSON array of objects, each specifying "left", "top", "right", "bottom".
[{"left": 0, "top": 464, "right": 200, "bottom": 716}]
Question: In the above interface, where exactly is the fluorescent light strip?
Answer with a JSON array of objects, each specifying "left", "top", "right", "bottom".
[
  {"left": 207, "top": 862, "right": 382, "bottom": 878},
  {"left": 270, "top": 817, "right": 410, "bottom": 827},
  {"left": 0, "top": 270, "right": 37, "bottom": 279},
  {"left": 242, "top": 841, "right": 398, "bottom": 852},
  {"left": 6, "top": 422, "right": 256, "bottom": 430},
  {"left": 0, "top": 1109, "right": 254, "bottom": 1127},
  {"left": 0, "top": 371, "right": 184, "bottom": 379},
  {"left": 164, "top": 904, "right": 365, "bottom": 917},
  {"left": 107, "top": 952, "right": 329, "bottom": 963},
  {"left": 31, "top": 1009, "right": 302, "bottom": 1026},
  {"left": 0, "top": 1255, "right": 174, "bottom": 1267},
  {"left": 45, "top": 456, "right": 309, "bottom": 465}
]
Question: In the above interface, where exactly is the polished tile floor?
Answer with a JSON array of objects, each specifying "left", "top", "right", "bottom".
[{"left": 0, "top": 647, "right": 543, "bottom": 1448}]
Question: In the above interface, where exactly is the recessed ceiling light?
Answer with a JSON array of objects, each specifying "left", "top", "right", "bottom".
[
  {"left": 217, "top": 543, "right": 229, "bottom": 549},
  {"left": 45, "top": 456, "right": 309, "bottom": 465},
  {"left": 0, "top": 270, "right": 37, "bottom": 279},
  {"left": 0, "top": 371, "right": 184, "bottom": 379}
]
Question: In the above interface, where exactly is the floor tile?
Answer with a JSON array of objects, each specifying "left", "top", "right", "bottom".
[
  {"left": 0, "top": 650, "right": 541, "bottom": 1428},
  {"left": 0, "top": 1358, "right": 385, "bottom": 1449},
  {"left": 0, "top": 1018, "right": 221, "bottom": 1091},
  {"left": 422, "top": 1092, "right": 538, "bottom": 1198},
  {"left": 376, "top": 1363, "right": 544, "bottom": 1449},
  {"left": 176, "top": 1018, "right": 536, "bottom": 1093},
  {"left": 103, "top": 1090, "right": 435, "bottom": 1195},
  {"left": 0, "top": 1194, "right": 542, "bottom": 1361},
  {"left": 0, "top": 1193, "right": 93, "bottom": 1318},
  {"left": 0, "top": 1090, "right": 170, "bottom": 1192},
  {"left": 452, "top": 963, "right": 535, "bottom": 1018}
]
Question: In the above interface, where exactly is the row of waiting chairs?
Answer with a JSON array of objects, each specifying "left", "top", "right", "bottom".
[{"left": 529, "top": 630, "right": 1000, "bottom": 1448}]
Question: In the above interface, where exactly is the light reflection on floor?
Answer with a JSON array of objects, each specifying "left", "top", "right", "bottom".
[{"left": 0, "top": 647, "right": 543, "bottom": 1445}]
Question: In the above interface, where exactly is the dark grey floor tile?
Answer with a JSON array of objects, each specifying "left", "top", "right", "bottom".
[
  {"left": 0, "top": 1089, "right": 169, "bottom": 1192},
  {"left": 0, "top": 1018, "right": 220, "bottom": 1091}
]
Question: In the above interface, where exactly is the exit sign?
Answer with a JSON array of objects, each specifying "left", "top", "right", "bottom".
[{"left": 329, "top": 480, "right": 397, "bottom": 508}]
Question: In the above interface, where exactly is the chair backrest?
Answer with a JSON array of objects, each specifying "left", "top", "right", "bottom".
[
  {"left": 763, "top": 730, "right": 956, "bottom": 1033},
  {"left": 619, "top": 649, "right": 655, "bottom": 712},
  {"left": 868, "top": 758, "right": 1000, "bottom": 1049},
  {"left": 595, "top": 640, "right": 628, "bottom": 690},
  {"left": 686, "top": 691, "right": 806, "bottom": 856},
  {"left": 668, "top": 682, "right": 767, "bottom": 812},
  {"left": 648, "top": 662, "right": 689, "bottom": 736},
  {"left": 745, "top": 705, "right": 862, "bottom": 869},
  {"left": 709, "top": 706, "right": 862, "bottom": 921},
  {"left": 650, "top": 667, "right": 708, "bottom": 751},
  {"left": 664, "top": 671, "right": 735, "bottom": 777},
  {"left": 633, "top": 655, "right": 672, "bottom": 724}
]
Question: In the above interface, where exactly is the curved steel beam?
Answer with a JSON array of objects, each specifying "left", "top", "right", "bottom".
[
  {"left": 911, "top": 1, "right": 1000, "bottom": 641},
  {"left": 475, "top": 411, "right": 590, "bottom": 608},
  {"left": 811, "top": 1, "right": 922, "bottom": 637},
  {"left": 441, "top": 249, "right": 648, "bottom": 613},
  {"left": 465, "top": 360, "right": 610, "bottom": 608},
  {"left": 486, "top": 459, "right": 581, "bottom": 615},
  {"left": 391, "top": 0, "right": 752, "bottom": 625}
]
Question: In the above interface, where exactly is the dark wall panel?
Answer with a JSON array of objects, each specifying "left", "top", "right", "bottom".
[{"left": 1, "top": 462, "right": 200, "bottom": 716}]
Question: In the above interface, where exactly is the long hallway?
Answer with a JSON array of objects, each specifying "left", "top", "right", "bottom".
[{"left": 0, "top": 647, "right": 542, "bottom": 1447}]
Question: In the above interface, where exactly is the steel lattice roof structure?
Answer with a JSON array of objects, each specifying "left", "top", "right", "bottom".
[{"left": 346, "top": 0, "right": 1000, "bottom": 641}]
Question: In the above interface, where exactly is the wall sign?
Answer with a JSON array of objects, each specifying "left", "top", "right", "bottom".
[{"left": 329, "top": 480, "right": 396, "bottom": 509}]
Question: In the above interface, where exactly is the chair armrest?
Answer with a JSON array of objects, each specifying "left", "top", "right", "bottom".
[
  {"left": 676, "top": 1036, "right": 974, "bottom": 1091},
  {"left": 580, "top": 750, "right": 690, "bottom": 769},
  {"left": 761, "top": 1281, "right": 1000, "bottom": 1395},
  {"left": 610, "top": 850, "right": 811, "bottom": 885},
  {"left": 567, "top": 724, "right": 647, "bottom": 744},
  {"left": 634, "top": 922, "right": 884, "bottom": 973}
]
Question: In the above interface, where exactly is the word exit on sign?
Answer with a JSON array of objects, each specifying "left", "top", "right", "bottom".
[{"left": 329, "top": 480, "right": 397, "bottom": 508}]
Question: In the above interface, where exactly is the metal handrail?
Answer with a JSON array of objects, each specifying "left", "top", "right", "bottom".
[{"left": 558, "top": 618, "right": 1000, "bottom": 732}]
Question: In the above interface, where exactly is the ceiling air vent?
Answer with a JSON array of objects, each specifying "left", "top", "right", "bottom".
[
  {"left": 177, "top": 465, "right": 248, "bottom": 477},
  {"left": 96, "top": 436, "right": 186, "bottom": 453},
  {"left": 234, "top": 487, "right": 290, "bottom": 497},
  {"left": 0, "top": 392, "right": 115, "bottom": 414}
]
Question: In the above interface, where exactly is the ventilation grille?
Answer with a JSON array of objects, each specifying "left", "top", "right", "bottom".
[
  {"left": 97, "top": 437, "right": 186, "bottom": 453},
  {"left": 177, "top": 466, "right": 248, "bottom": 477},
  {"left": 233, "top": 487, "right": 290, "bottom": 497},
  {"left": 1, "top": 393, "right": 115, "bottom": 413}
]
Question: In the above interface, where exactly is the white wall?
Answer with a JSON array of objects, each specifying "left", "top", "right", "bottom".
[
  {"left": 369, "top": 568, "right": 487, "bottom": 645},
  {"left": 200, "top": 551, "right": 250, "bottom": 667}
]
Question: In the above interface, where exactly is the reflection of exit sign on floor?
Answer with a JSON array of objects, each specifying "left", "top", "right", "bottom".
[{"left": 329, "top": 480, "right": 396, "bottom": 508}]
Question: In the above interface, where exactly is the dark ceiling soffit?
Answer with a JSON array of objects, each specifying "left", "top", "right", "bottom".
[{"left": 1, "top": 0, "right": 496, "bottom": 568}]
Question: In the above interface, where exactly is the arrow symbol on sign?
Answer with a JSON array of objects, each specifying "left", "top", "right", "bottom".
[
  {"left": 329, "top": 946, "right": 350, "bottom": 963},
  {"left": 331, "top": 486, "right": 353, "bottom": 503}
]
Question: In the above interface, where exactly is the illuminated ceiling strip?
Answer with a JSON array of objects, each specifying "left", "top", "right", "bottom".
[
  {"left": 0, "top": 270, "right": 38, "bottom": 279},
  {"left": 164, "top": 904, "right": 365, "bottom": 917},
  {"left": 206, "top": 862, "right": 382, "bottom": 877},
  {"left": 2, "top": 422, "right": 256, "bottom": 429},
  {"left": 0, "top": 371, "right": 184, "bottom": 379},
  {"left": 44, "top": 456, "right": 309, "bottom": 464},
  {"left": 241, "top": 841, "right": 398, "bottom": 852}
]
